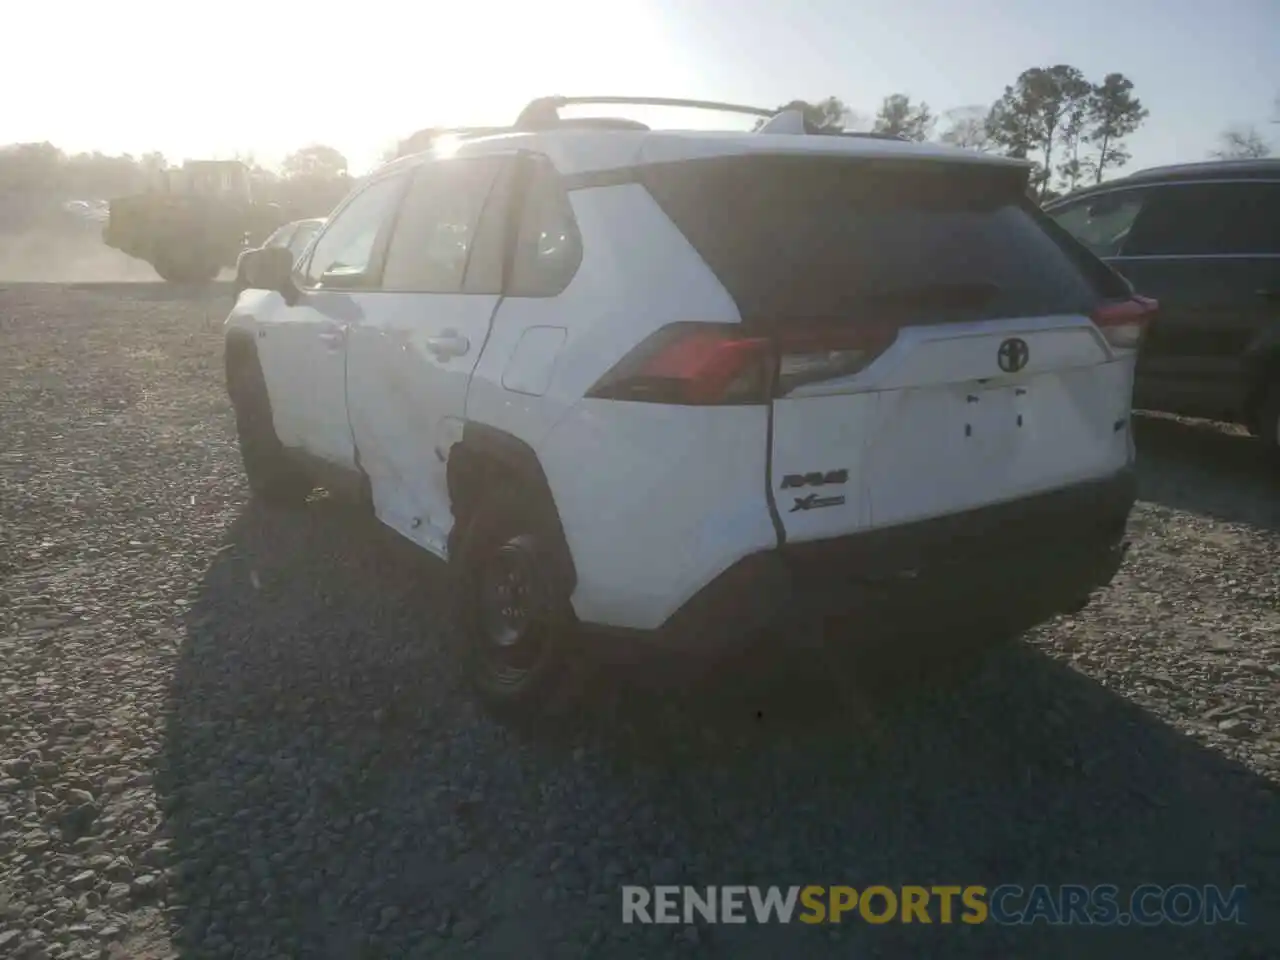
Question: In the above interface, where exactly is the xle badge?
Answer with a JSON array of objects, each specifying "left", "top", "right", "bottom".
[
  {"left": 780, "top": 469, "right": 848, "bottom": 489},
  {"left": 790, "top": 493, "right": 845, "bottom": 512}
]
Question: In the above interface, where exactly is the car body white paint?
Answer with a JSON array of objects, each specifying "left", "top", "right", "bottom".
[
  {"left": 346, "top": 289, "right": 499, "bottom": 556},
  {"left": 227, "top": 120, "right": 1137, "bottom": 636}
]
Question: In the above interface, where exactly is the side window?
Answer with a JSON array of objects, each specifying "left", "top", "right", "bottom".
[
  {"left": 1048, "top": 190, "right": 1147, "bottom": 258},
  {"left": 303, "top": 175, "right": 406, "bottom": 286},
  {"left": 380, "top": 158, "right": 504, "bottom": 293},
  {"left": 1219, "top": 182, "right": 1280, "bottom": 254},
  {"left": 1123, "top": 182, "right": 1280, "bottom": 257},
  {"left": 262, "top": 224, "right": 295, "bottom": 249},
  {"left": 287, "top": 223, "right": 320, "bottom": 259},
  {"left": 509, "top": 159, "right": 582, "bottom": 297}
]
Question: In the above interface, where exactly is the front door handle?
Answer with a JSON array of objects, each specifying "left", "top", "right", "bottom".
[
  {"left": 317, "top": 328, "right": 345, "bottom": 349},
  {"left": 425, "top": 330, "right": 470, "bottom": 359}
]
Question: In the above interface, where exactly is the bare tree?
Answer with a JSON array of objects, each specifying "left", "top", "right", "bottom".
[
  {"left": 1210, "top": 125, "right": 1272, "bottom": 160},
  {"left": 938, "top": 106, "right": 992, "bottom": 151}
]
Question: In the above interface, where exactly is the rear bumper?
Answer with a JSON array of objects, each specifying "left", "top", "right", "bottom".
[{"left": 583, "top": 468, "right": 1136, "bottom": 663}]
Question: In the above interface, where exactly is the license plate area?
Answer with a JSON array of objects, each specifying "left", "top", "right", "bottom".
[{"left": 965, "top": 383, "right": 1028, "bottom": 452}]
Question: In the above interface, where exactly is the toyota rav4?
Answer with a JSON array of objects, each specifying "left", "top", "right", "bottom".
[{"left": 224, "top": 96, "right": 1149, "bottom": 717}]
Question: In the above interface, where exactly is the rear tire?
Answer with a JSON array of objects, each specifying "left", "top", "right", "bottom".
[
  {"left": 154, "top": 253, "right": 220, "bottom": 284},
  {"left": 454, "top": 488, "right": 581, "bottom": 721},
  {"left": 226, "top": 349, "right": 312, "bottom": 507}
]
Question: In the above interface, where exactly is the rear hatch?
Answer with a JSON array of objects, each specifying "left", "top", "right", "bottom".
[{"left": 639, "top": 153, "right": 1144, "bottom": 544}]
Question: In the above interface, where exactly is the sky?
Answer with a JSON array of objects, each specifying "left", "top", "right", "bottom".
[{"left": 2, "top": 0, "right": 1276, "bottom": 177}]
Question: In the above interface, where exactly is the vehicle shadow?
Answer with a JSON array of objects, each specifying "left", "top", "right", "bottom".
[
  {"left": 1133, "top": 413, "right": 1279, "bottom": 532},
  {"left": 159, "top": 499, "right": 1280, "bottom": 960}
]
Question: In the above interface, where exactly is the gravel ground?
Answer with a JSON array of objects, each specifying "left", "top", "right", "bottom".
[{"left": 2, "top": 282, "right": 1279, "bottom": 960}]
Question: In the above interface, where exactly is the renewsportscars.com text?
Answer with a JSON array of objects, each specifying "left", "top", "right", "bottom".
[{"left": 621, "top": 884, "right": 1247, "bottom": 926}]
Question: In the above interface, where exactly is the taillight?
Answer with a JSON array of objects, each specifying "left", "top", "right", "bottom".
[
  {"left": 585, "top": 323, "right": 772, "bottom": 405},
  {"left": 585, "top": 322, "right": 899, "bottom": 405},
  {"left": 775, "top": 327, "right": 899, "bottom": 395},
  {"left": 1093, "top": 296, "right": 1157, "bottom": 352}
]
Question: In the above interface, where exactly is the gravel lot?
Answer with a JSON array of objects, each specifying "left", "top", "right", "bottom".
[{"left": 2, "top": 282, "right": 1279, "bottom": 959}]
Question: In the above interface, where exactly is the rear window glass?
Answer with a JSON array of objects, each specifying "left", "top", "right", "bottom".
[{"left": 640, "top": 155, "right": 1126, "bottom": 328}]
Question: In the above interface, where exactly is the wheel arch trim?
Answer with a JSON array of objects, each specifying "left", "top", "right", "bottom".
[{"left": 448, "top": 422, "right": 578, "bottom": 593}]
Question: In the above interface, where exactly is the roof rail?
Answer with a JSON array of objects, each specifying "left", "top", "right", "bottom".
[
  {"left": 394, "top": 98, "right": 916, "bottom": 159},
  {"left": 830, "top": 130, "right": 912, "bottom": 142},
  {"left": 513, "top": 95, "right": 776, "bottom": 130}
]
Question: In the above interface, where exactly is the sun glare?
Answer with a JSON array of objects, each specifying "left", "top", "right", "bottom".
[{"left": 3, "top": 0, "right": 701, "bottom": 174}]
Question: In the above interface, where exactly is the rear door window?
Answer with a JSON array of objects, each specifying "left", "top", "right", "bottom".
[
  {"left": 380, "top": 157, "right": 506, "bottom": 294},
  {"left": 640, "top": 156, "right": 1125, "bottom": 330},
  {"left": 1122, "top": 181, "right": 1280, "bottom": 257}
]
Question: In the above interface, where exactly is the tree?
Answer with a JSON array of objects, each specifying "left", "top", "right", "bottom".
[
  {"left": 1056, "top": 96, "right": 1091, "bottom": 193},
  {"left": 1086, "top": 73, "right": 1148, "bottom": 185},
  {"left": 987, "top": 65, "right": 1093, "bottom": 199},
  {"left": 139, "top": 151, "right": 167, "bottom": 176},
  {"left": 872, "top": 94, "right": 934, "bottom": 141},
  {"left": 281, "top": 144, "right": 349, "bottom": 181},
  {"left": 985, "top": 99, "right": 1036, "bottom": 159},
  {"left": 1210, "top": 125, "right": 1272, "bottom": 160},
  {"left": 938, "top": 106, "right": 992, "bottom": 151}
]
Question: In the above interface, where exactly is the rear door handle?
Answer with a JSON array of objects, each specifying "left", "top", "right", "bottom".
[
  {"left": 425, "top": 331, "right": 470, "bottom": 359},
  {"left": 317, "top": 328, "right": 345, "bottom": 349}
]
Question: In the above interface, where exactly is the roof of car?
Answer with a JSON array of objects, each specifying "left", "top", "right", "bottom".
[
  {"left": 377, "top": 94, "right": 1034, "bottom": 179},
  {"left": 1045, "top": 157, "right": 1280, "bottom": 208},
  {"left": 386, "top": 128, "right": 1033, "bottom": 179}
]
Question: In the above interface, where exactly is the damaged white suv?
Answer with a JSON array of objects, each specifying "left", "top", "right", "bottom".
[{"left": 224, "top": 96, "right": 1149, "bottom": 717}]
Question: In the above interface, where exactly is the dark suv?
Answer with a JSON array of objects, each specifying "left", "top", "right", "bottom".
[{"left": 1044, "top": 160, "right": 1280, "bottom": 453}]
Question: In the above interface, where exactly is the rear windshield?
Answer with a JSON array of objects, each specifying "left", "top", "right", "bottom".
[{"left": 640, "top": 155, "right": 1128, "bottom": 328}]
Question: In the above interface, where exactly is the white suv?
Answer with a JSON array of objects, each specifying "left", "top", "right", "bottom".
[{"left": 225, "top": 96, "right": 1149, "bottom": 717}]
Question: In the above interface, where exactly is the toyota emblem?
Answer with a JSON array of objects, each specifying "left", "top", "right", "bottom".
[{"left": 997, "top": 337, "right": 1029, "bottom": 373}]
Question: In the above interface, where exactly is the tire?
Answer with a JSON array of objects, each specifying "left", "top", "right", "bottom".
[
  {"left": 226, "top": 348, "right": 312, "bottom": 507},
  {"left": 1256, "top": 382, "right": 1280, "bottom": 463},
  {"left": 154, "top": 253, "right": 220, "bottom": 284},
  {"left": 453, "top": 487, "right": 582, "bottom": 720}
]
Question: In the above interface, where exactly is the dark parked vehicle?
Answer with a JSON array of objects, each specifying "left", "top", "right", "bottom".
[
  {"left": 1044, "top": 159, "right": 1280, "bottom": 455},
  {"left": 104, "top": 160, "right": 284, "bottom": 284},
  {"left": 231, "top": 218, "right": 326, "bottom": 300}
]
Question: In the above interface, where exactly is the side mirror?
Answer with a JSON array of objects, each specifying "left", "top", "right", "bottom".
[{"left": 247, "top": 246, "right": 300, "bottom": 305}]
